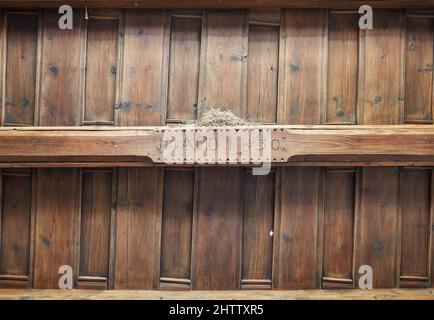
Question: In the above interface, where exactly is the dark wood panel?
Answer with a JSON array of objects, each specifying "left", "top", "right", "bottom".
[
  {"left": 274, "top": 167, "right": 321, "bottom": 289},
  {"left": 241, "top": 171, "right": 274, "bottom": 289},
  {"left": 3, "top": 13, "right": 39, "bottom": 126},
  {"left": 193, "top": 168, "right": 242, "bottom": 290},
  {"left": 167, "top": 15, "right": 202, "bottom": 122},
  {"left": 120, "top": 10, "right": 169, "bottom": 126},
  {"left": 33, "top": 168, "right": 79, "bottom": 288},
  {"left": 39, "top": 9, "right": 83, "bottom": 126},
  {"left": 80, "top": 170, "right": 112, "bottom": 281},
  {"left": 114, "top": 168, "right": 162, "bottom": 289},
  {"left": 400, "top": 169, "right": 431, "bottom": 287},
  {"left": 357, "top": 167, "right": 399, "bottom": 288},
  {"left": 322, "top": 169, "right": 355, "bottom": 287},
  {"left": 326, "top": 13, "right": 358, "bottom": 124},
  {"left": 0, "top": 171, "right": 32, "bottom": 286},
  {"left": 404, "top": 17, "right": 434, "bottom": 123},
  {"left": 84, "top": 16, "right": 119, "bottom": 124},
  {"left": 160, "top": 169, "right": 194, "bottom": 289}
]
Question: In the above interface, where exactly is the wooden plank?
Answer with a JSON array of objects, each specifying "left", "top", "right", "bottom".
[
  {"left": 404, "top": 17, "right": 434, "bottom": 123},
  {"left": 1, "top": 288, "right": 434, "bottom": 300},
  {"left": 0, "top": 126, "right": 434, "bottom": 166},
  {"left": 357, "top": 167, "right": 400, "bottom": 288},
  {"left": 84, "top": 16, "right": 120, "bottom": 124},
  {"left": 246, "top": 23, "right": 279, "bottom": 123},
  {"left": 0, "top": 171, "right": 32, "bottom": 288},
  {"left": 79, "top": 170, "right": 112, "bottom": 287},
  {"left": 1, "top": 1, "right": 434, "bottom": 9},
  {"left": 274, "top": 167, "right": 320, "bottom": 289},
  {"left": 3, "top": 13, "right": 39, "bottom": 126},
  {"left": 241, "top": 171, "right": 274, "bottom": 290},
  {"left": 322, "top": 169, "right": 355, "bottom": 288},
  {"left": 192, "top": 168, "right": 242, "bottom": 290},
  {"left": 39, "top": 9, "right": 83, "bottom": 126},
  {"left": 198, "top": 10, "right": 247, "bottom": 117},
  {"left": 160, "top": 169, "right": 194, "bottom": 290},
  {"left": 166, "top": 15, "right": 202, "bottom": 122},
  {"left": 114, "top": 168, "right": 162, "bottom": 289},
  {"left": 400, "top": 169, "right": 431, "bottom": 288},
  {"left": 362, "top": 10, "right": 403, "bottom": 125},
  {"left": 33, "top": 168, "right": 79, "bottom": 288},
  {"left": 120, "top": 10, "right": 169, "bottom": 126},
  {"left": 280, "top": 9, "right": 325, "bottom": 125},
  {"left": 326, "top": 13, "right": 358, "bottom": 124}
]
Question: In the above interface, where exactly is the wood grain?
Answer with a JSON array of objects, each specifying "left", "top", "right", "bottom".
[{"left": 192, "top": 168, "right": 242, "bottom": 290}]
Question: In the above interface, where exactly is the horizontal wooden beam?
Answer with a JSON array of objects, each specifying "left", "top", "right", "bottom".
[
  {"left": 0, "top": 125, "right": 433, "bottom": 167},
  {"left": 0, "top": 288, "right": 433, "bottom": 300},
  {"left": 0, "top": 0, "right": 434, "bottom": 9}
]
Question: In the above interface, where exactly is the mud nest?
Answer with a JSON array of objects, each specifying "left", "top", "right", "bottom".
[{"left": 196, "top": 107, "right": 252, "bottom": 126}]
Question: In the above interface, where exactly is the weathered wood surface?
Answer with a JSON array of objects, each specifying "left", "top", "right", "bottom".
[
  {"left": 0, "top": 288, "right": 433, "bottom": 300},
  {"left": 0, "top": 126, "right": 433, "bottom": 166},
  {"left": 1, "top": 1, "right": 434, "bottom": 9}
]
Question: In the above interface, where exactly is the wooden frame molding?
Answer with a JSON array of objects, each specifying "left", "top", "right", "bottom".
[{"left": 0, "top": 125, "right": 433, "bottom": 167}]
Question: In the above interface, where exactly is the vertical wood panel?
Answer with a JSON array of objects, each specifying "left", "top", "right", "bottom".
[
  {"left": 3, "top": 13, "right": 39, "bottom": 126},
  {"left": 160, "top": 169, "right": 194, "bottom": 290},
  {"left": 198, "top": 10, "right": 247, "bottom": 117},
  {"left": 280, "top": 9, "right": 326, "bottom": 125},
  {"left": 322, "top": 169, "right": 355, "bottom": 289},
  {"left": 39, "top": 9, "right": 83, "bottom": 126},
  {"left": 167, "top": 14, "right": 202, "bottom": 122},
  {"left": 241, "top": 171, "right": 274, "bottom": 290},
  {"left": 246, "top": 23, "right": 279, "bottom": 123},
  {"left": 192, "top": 168, "right": 242, "bottom": 290},
  {"left": 400, "top": 169, "right": 431, "bottom": 288},
  {"left": 326, "top": 13, "right": 358, "bottom": 124},
  {"left": 357, "top": 168, "right": 399, "bottom": 288},
  {"left": 274, "top": 167, "right": 321, "bottom": 289},
  {"left": 362, "top": 10, "right": 403, "bottom": 125},
  {"left": 78, "top": 170, "right": 112, "bottom": 289},
  {"left": 33, "top": 168, "right": 79, "bottom": 288},
  {"left": 120, "top": 10, "right": 169, "bottom": 126},
  {"left": 404, "top": 17, "right": 434, "bottom": 124},
  {"left": 84, "top": 16, "right": 119, "bottom": 125},
  {"left": 114, "top": 168, "right": 162, "bottom": 289},
  {"left": 0, "top": 171, "right": 32, "bottom": 288}
]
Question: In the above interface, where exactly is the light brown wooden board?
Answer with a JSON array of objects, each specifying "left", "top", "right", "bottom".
[
  {"left": 280, "top": 9, "right": 325, "bottom": 125},
  {"left": 326, "top": 13, "right": 358, "bottom": 124},
  {"left": 0, "top": 171, "right": 32, "bottom": 288},
  {"left": 192, "top": 168, "right": 242, "bottom": 290},
  {"left": 356, "top": 167, "right": 400, "bottom": 288},
  {"left": 33, "top": 168, "right": 79, "bottom": 288},
  {"left": 39, "top": 9, "right": 83, "bottom": 126},
  {"left": 160, "top": 169, "right": 194, "bottom": 290},
  {"left": 241, "top": 171, "right": 274, "bottom": 290},
  {"left": 274, "top": 168, "right": 321, "bottom": 289},
  {"left": 84, "top": 17, "right": 119, "bottom": 124},
  {"left": 404, "top": 17, "right": 434, "bottom": 124},
  {"left": 79, "top": 170, "right": 112, "bottom": 284},
  {"left": 400, "top": 169, "right": 431, "bottom": 288},
  {"left": 119, "top": 10, "right": 169, "bottom": 126},
  {"left": 114, "top": 168, "right": 162, "bottom": 289},
  {"left": 3, "top": 13, "right": 39, "bottom": 126},
  {"left": 167, "top": 14, "right": 202, "bottom": 122},
  {"left": 198, "top": 10, "right": 247, "bottom": 117},
  {"left": 322, "top": 169, "right": 355, "bottom": 288}
]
